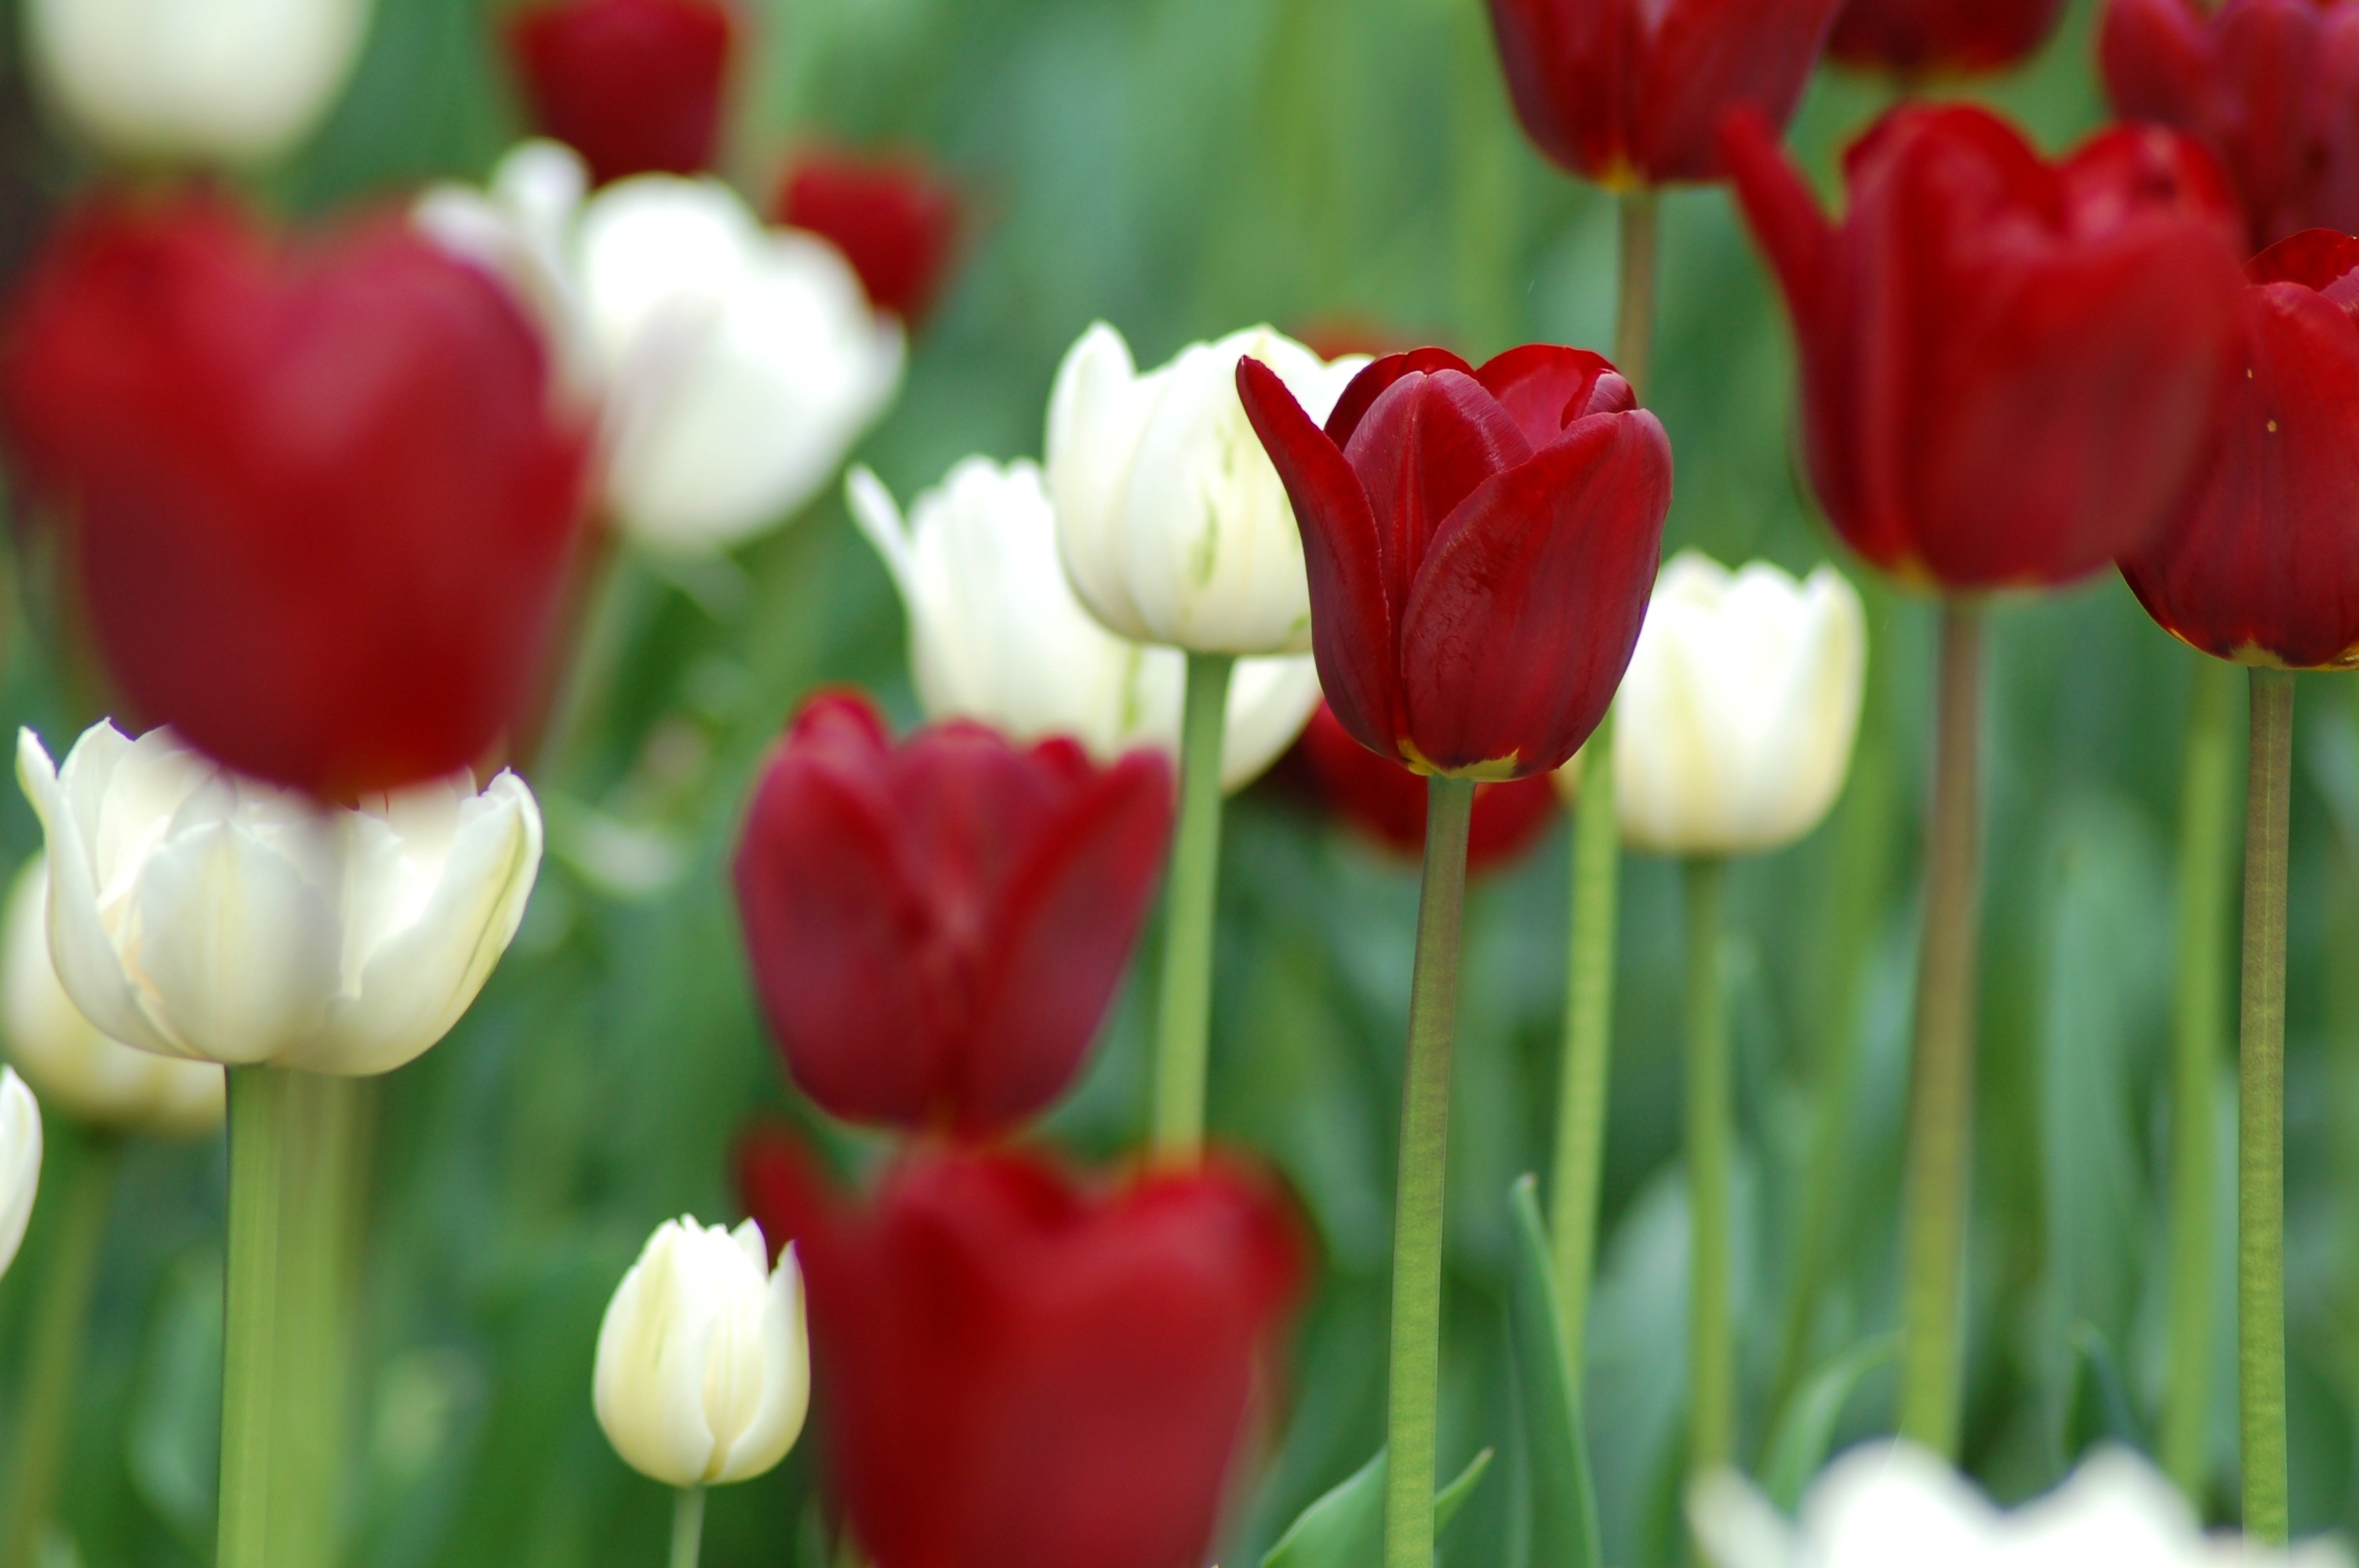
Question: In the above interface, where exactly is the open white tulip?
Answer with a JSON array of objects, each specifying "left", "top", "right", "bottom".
[
  {"left": 26, "top": 0, "right": 371, "bottom": 165},
  {"left": 849, "top": 459, "right": 1322, "bottom": 791},
  {"left": 16, "top": 721, "right": 543, "bottom": 1078},
  {"left": 0, "top": 1068, "right": 36, "bottom": 1282},
  {"left": 594, "top": 1217, "right": 809, "bottom": 1489},
  {"left": 1694, "top": 1443, "right": 2351, "bottom": 1568},
  {"left": 3, "top": 857, "right": 223, "bottom": 1136},
  {"left": 1614, "top": 552, "right": 1866, "bottom": 858},
  {"left": 1047, "top": 321, "right": 1366, "bottom": 655}
]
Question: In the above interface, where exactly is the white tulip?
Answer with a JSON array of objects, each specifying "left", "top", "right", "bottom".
[
  {"left": 0, "top": 1069, "right": 37, "bottom": 1282},
  {"left": 594, "top": 1217, "right": 809, "bottom": 1489},
  {"left": 1694, "top": 1443, "right": 2351, "bottom": 1568},
  {"left": 1047, "top": 321, "right": 1367, "bottom": 655},
  {"left": 1614, "top": 552, "right": 1866, "bottom": 858},
  {"left": 2, "top": 857, "right": 223, "bottom": 1136},
  {"left": 849, "top": 459, "right": 1321, "bottom": 791},
  {"left": 26, "top": 0, "right": 371, "bottom": 165},
  {"left": 17, "top": 721, "right": 543, "bottom": 1078}
]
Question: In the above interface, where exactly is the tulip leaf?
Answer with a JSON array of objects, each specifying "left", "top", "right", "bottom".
[
  {"left": 1760, "top": 1334, "right": 1896, "bottom": 1511},
  {"left": 1508, "top": 1172, "right": 1601, "bottom": 1568},
  {"left": 2065, "top": 1323, "right": 2148, "bottom": 1460},
  {"left": 1259, "top": 1444, "right": 1493, "bottom": 1568}
]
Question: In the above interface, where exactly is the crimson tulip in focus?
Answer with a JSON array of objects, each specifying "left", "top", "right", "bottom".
[
  {"left": 776, "top": 151, "right": 962, "bottom": 325},
  {"left": 0, "top": 197, "right": 588, "bottom": 799},
  {"left": 2121, "top": 231, "right": 2359, "bottom": 670},
  {"left": 1828, "top": 0, "right": 2067, "bottom": 77},
  {"left": 2102, "top": 0, "right": 2359, "bottom": 250},
  {"left": 1723, "top": 105, "right": 2247, "bottom": 591},
  {"left": 507, "top": 0, "right": 735, "bottom": 187},
  {"left": 1238, "top": 345, "right": 1670, "bottom": 779},
  {"left": 1296, "top": 702, "right": 1558, "bottom": 873},
  {"left": 1485, "top": 0, "right": 1847, "bottom": 187},
  {"left": 732, "top": 692, "right": 1172, "bottom": 1136},
  {"left": 739, "top": 1136, "right": 1303, "bottom": 1568}
]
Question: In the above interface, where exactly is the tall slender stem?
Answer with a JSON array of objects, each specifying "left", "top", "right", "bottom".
[
  {"left": 218, "top": 1067, "right": 292, "bottom": 1568},
  {"left": 1685, "top": 858, "right": 1734, "bottom": 1480},
  {"left": 2239, "top": 668, "right": 2294, "bottom": 1544},
  {"left": 1897, "top": 599, "right": 1985, "bottom": 1456},
  {"left": 1383, "top": 775, "right": 1477, "bottom": 1568},
  {"left": 1152, "top": 652, "right": 1235, "bottom": 1158},
  {"left": 2165, "top": 657, "right": 2240, "bottom": 1504},
  {"left": 670, "top": 1485, "right": 707, "bottom": 1568},
  {"left": 1612, "top": 190, "right": 1661, "bottom": 397}
]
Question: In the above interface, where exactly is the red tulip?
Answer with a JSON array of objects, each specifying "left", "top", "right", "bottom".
[
  {"left": 1829, "top": 0, "right": 2067, "bottom": 76},
  {"left": 732, "top": 692, "right": 1172, "bottom": 1137},
  {"left": 1722, "top": 104, "right": 2248, "bottom": 592},
  {"left": 2121, "top": 230, "right": 2359, "bottom": 670},
  {"left": 739, "top": 1135, "right": 1303, "bottom": 1568},
  {"left": 776, "top": 151, "right": 962, "bottom": 325},
  {"left": 1237, "top": 345, "right": 1670, "bottom": 780},
  {"left": 507, "top": 0, "right": 736, "bottom": 187},
  {"left": 1484, "top": 0, "right": 1848, "bottom": 187},
  {"left": 1296, "top": 702, "right": 1559, "bottom": 873},
  {"left": 2102, "top": 0, "right": 2359, "bottom": 251},
  {"left": 0, "top": 196, "right": 588, "bottom": 799}
]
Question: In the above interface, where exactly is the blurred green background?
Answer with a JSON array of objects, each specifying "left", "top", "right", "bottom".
[{"left": 4, "top": 0, "right": 2358, "bottom": 1563}]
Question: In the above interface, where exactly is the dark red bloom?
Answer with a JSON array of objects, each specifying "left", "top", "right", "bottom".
[
  {"left": 1238, "top": 345, "right": 1670, "bottom": 779},
  {"left": 2102, "top": 0, "right": 2359, "bottom": 251},
  {"left": 732, "top": 693, "right": 1172, "bottom": 1136},
  {"left": 2121, "top": 231, "right": 2359, "bottom": 669},
  {"left": 1485, "top": 0, "right": 1848, "bottom": 186},
  {"left": 1296, "top": 702, "right": 1559, "bottom": 872},
  {"left": 776, "top": 151, "right": 962, "bottom": 325},
  {"left": 507, "top": 0, "right": 736, "bottom": 187},
  {"left": 1829, "top": 0, "right": 2067, "bottom": 76},
  {"left": 1723, "top": 104, "right": 2248, "bottom": 591},
  {"left": 0, "top": 196, "right": 588, "bottom": 798},
  {"left": 740, "top": 1136, "right": 1303, "bottom": 1568}
]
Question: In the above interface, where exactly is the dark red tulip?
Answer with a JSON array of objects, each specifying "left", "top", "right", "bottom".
[
  {"left": 1296, "top": 702, "right": 1559, "bottom": 873},
  {"left": 2121, "top": 231, "right": 2359, "bottom": 669},
  {"left": 1723, "top": 104, "right": 2248, "bottom": 591},
  {"left": 732, "top": 693, "right": 1172, "bottom": 1137},
  {"left": 1829, "top": 0, "right": 2067, "bottom": 76},
  {"left": 1485, "top": 0, "right": 1848, "bottom": 187},
  {"left": 740, "top": 1135, "right": 1303, "bottom": 1568},
  {"left": 1238, "top": 345, "right": 1670, "bottom": 780},
  {"left": 0, "top": 196, "right": 588, "bottom": 798},
  {"left": 2102, "top": 0, "right": 2359, "bottom": 251},
  {"left": 776, "top": 151, "right": 962, "bottom": 325},
  {"left": 507, "top": 0, "right": 736, "bottom": 187}
]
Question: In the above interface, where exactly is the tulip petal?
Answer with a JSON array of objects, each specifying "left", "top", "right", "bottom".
[
  {"left": 1633, "top": 0, "right": 1847, "bottom": 181},
  {"left": 594, "top": 1221, "right": 724, "bottom": 1487},
  {"left": 1343, "top": 370, "right": 1532, "bottom": 604},
  {"left": 714, "top": 1240, "right": 810, "bottom": 1483},
  {"left": 1721, "top": 108, "right": 1838, "bottom": 348},
  {"left": 1046, "top": 321, "right": 1161, "bottom": 644},
  {"left": 1322, "top": 347, "right": 1474, "bottom": 448},
  {"left": 1475, "top": 343, "right": 1630, "bottom": 448}
]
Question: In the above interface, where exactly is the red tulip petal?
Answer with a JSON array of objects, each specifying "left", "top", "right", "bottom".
[
  {"left": 1483, "top": 0, "right": 1633, "bottom": 183},
  {"left": 1829, "top": 0, "right": 2068, "bottom": 76},
  {"left": 1475, "top": 343, "right": 1630, "bottom": 448},
  {"left": 1323, "top": 346, "right": 1473, "bottom": 448},
  {"left": 2099, "top": 0, "right": 2214, "bottom": 126},
  {"left": 2251, "top": 229, "right": 2359, "bottom": 321},
  {"left": 1629, "top": 0, "right": 1848, "bottom": 182},
  {"left": 1342, "top": 368, "right": 1532, "bottom": 609},
  {"left": 1722, "top": 108, "right": 1838, "bottom": 335},
  {"left": 507, "top": 0, "right": 736, "bottom": 187}
]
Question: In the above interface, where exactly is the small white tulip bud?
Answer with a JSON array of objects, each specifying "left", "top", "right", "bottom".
[{"left": 0, "top": 1067, "right": 39, "bottom": 1282}]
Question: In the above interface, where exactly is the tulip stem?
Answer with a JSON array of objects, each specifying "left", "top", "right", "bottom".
[
  {"left": 1384, "top": 774, "right": 1476, "bottom": 1568},
  {"left": 670, "top": 1485, "right": 707, "bottom": 1568},
  {"left": 1897, "top": 598, "right": 1984, "bottom": 1457},
  {"left": 1550, "top": 717, "right": 1621, "bottom": 1367},
  {"left": 1685, "top": 857, "right": 1735, "bottom": 1484},
  {"left": 2239, "top": 668, "right": 2294, "bottom": 1544},
  {"left": 2165, "top": 656, "right": 2240, "bottom": 1504},
  {"left": 1613, "top": 189, "right": 1660, "bottom": 398},
  {"left": 1152, "top": 651, "right": 1234, "bottom": 1158},
  {"left": 219, "top": 1067, "right": 293, "bottom": 1568}
]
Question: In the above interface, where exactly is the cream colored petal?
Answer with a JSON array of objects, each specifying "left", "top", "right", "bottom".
[
  {"left": 594, "top": 1220, "right": 723, "bottom": 1488},
  {"left": 1219, "top": 655, "right": 1321, "bottom": 791},
  {"left": 1048, "top": 321, "right": 1161, "bottom": 643},
  {"left": 0, "top": 1068, "right": 38, "bottom": 1280},
  {"left": 712, "top": 1238, "right": 809, "bottom": 1484}
]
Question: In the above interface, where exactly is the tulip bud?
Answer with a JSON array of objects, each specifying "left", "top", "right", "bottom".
[
  {"left": 1048, "top": 321, "right": 1368, "bottom": 656},
  {"left": 847, "top": 459, "right": 1320, "bottom": 791},
  {"left": 594, "top": 1216, "right": 809, "bottom": 1489},
  {"left": 16, "top": 721, "right": 543, "bottom": 1078},
  {"left": 1612, "top": 554, "right": 1866, "bottom": 858},
  {"left": 25, "top": 0, "right": 373, "bottom": 166},
  {"left": 507, "top": 0, "right": 736, "bottom": 187},
  {"left": 0, "top": 1068, "right": 37, "bottom": 1282},
  {"left": 776, "top": 150, "right": 963, "bottom": 325},
  {"left": 2, "top": 858, "right": 223, "bottom": 1137}
]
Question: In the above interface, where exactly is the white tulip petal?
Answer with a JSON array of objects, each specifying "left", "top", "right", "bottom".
[
  {"left": 714, "top": 1236, "right": 809, "bottom": 1483},
  {"left": 0, "top": 1068, "right": 39, "bottom": 1281},
  {"left": 1220, "top": 655, "right": 1323, "bottom": 790},
  {"left": 1048, "top": 321, "right": 1161, "bottom": 644}
]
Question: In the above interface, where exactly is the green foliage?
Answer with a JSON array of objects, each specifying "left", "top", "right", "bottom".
[{"left": 1259, "top": 1444, "right": 1491, "bottom": 1568}]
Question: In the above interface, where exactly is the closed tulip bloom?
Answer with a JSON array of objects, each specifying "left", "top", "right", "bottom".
[
  {"left": 17, "top": 721, "right": 543, "bottom": 1078},
  {"left": 777, "top": 150, "right": 963, "bottom": 325},
  {"left": 1296, "top": 702, "right": 1560, "bottom": 873},
  {"left": 1829, "top": 0, "right": 2067, "bottom": 76},
  {"left": 2, "top": 858, "right": 222, "bottom": 1136},
  {"left": 1048, "top": 322, "right": 1368, "bottom": 655},
  {"left": 733, "top": 693, "right": 1172, "bottom": 1135},
  {"left": 1238, "top": 344, "right": 1672, "bottom": 779},
  {"left": 1614, "top": 553, "right": 1866, "bottom": 857},
  {"left": 848, "top": 459, "right": 1320, "bottom": 791},
  {"left": 739, "top": 1138, "right": 1303, "bottom": 1568},
  {"left": 25, "top": 0, "right": 372, "bottom": 165},
  {"left": 0, "top": 1069, "right": 35, "bottom": 1282},
  {"left": 1485, "top": 0, "right": 1847, "bottom": 187},
  {"left": 507, "top": 0, "right": 735, "bottom": 187},
  {"left": 594, "top": 1216, "right": 808, "bottom": 1489},
  {"left": 1724, "top": 105, "right": 2248, "bottom": 592}
]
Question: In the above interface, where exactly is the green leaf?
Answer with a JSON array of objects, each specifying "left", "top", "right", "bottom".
[
  {"left": 1761, "top": 1334, "right": 1896, "bottom": 1511},
  {"left": 1509, "top": 1173, "right": 1601, "bottom": 1568},
  {"left": 1259, "top": 1446, "right": 1494, "bottom": 1568},
  {"left": 2066, "top": 1323, "right": 2148, "bottom": 1460}
]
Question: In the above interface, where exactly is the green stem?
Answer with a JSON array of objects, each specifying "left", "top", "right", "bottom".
[
  {"left": 1685, "top": 858, "right": 1734, "bottom": 1479},
  {"left": 2164, "top": 657, "right": 2240, "bottom": 1504},
  {"left": 1152, "top": 652, "right": 1235, "bottom": 1158},
  {"left": 1550, "top": 717, "right": 1621, "bottom": 1367},
  {"left": 1383, "top": 775, "right": 1477, "bottom": 1568},
  {"left": 0, "top": 1132, "right": 121, "bottom": 1568},
  {"left": 218, "top": 1067, "right": 292, "bottom": 1568},
  {"left": 671, "top": 1486, "right": 707, "bottom": 1568},
  {"left": 1612, "top": 189, "right": 1661, "bottom": 398},
  {"left": 1897, "top": 599, "right": 1985, "bottom": 1457},
  {"left": 2239, "top": 668, "right": 2294, "bottom": 1544}
]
